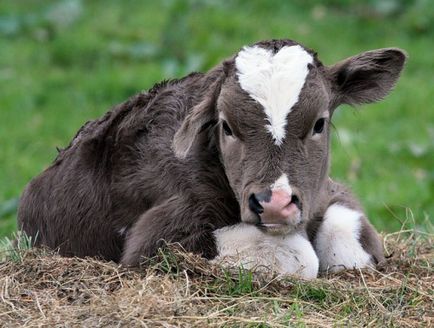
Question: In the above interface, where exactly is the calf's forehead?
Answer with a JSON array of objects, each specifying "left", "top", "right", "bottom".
[{"left": 222, "top": 43, "right": 328, "bottom": 144}]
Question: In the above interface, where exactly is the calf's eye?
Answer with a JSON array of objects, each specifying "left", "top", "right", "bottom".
[
  {"left": 313, "top": 118, "right": 325, "bottom": 135},
  {"left": 222, "top": 121, "right": 233, "bottom": 136}
]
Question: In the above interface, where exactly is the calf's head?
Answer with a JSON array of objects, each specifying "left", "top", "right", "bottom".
[{"left": 173, "top": 39, "right": 406, "bottom": 234}]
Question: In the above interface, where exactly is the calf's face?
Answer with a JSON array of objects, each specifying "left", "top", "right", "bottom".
[
  {"left": 174, "top": 40, "right": 406, "bottom": 235},
  {"left": 217, "top": 45, "right": 331, "bottom": 233}
]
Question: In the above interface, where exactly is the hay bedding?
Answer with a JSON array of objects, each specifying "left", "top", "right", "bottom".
[{"left": 0, "top": 233, "right": 432, "bottom": 327}]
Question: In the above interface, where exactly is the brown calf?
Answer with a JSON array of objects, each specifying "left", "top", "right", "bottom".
[{"left": 18, "top": 39, "right": 406, "bottom": 275}]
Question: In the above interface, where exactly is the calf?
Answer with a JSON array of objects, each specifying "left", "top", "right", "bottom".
[{"left": 18, "top": 39, "right": 406, "bottom": 276}]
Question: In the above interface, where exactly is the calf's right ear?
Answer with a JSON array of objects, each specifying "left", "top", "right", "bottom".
[
  {"left": 328, "top": 48, "right": 407, "bottom": 108},
  {"left": 172, "top": 68, "right": 226, "bottom": 159}
]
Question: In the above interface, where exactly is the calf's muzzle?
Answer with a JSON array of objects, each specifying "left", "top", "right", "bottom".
[{"left": 249, "top": 189, "right": 302, "bottom": 231}]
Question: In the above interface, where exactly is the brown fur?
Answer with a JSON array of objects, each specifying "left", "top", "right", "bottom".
[{"left": 18, "top": 39, "right": 406, "bottom": 266}]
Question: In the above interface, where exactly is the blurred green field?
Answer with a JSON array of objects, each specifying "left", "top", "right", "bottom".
[{"left": 0, "top": 0, "right": 433, "bottom": 237}]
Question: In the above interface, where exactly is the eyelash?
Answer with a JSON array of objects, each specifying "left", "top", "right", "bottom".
[
  {"left": 313, "top": 118, "right": 326, "bottom": 135},
  {"left": 222, "top": 120, "right": 233, "bottom": 136}
]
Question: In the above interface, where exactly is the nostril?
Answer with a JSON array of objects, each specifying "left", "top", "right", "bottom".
[
  {"left": 291, "top": 194, "right": 301, "bottom": 209},
  {"left": 249, "top": 193, "right": 264, "bottom": 214}
]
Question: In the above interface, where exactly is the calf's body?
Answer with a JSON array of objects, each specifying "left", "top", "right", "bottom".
[
  {"left": 19, "top": 72, "right": 239, "bottom": 262},
  {"left": 18, "top": 39, "right": 406, "bottom": 274}
]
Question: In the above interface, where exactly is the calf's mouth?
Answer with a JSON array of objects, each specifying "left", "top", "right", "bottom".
[{"left": 246, "top": 189, "right": 304, "bottom": 235}]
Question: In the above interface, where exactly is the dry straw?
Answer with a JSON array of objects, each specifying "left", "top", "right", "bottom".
[{"left": 0, "top": 230, "right": 432, "bottom": 327}]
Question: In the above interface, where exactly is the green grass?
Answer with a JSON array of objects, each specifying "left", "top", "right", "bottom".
[
  {"left": 0, "top": 230, "right": 36, "bottom": 262},
  {"left": 0, "top": 0, "right": 433, "bottom": 237}
]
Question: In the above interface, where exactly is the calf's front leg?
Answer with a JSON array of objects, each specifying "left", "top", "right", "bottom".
[
  {"left": 309, "top": 182, "right": 385, "bottom": 273},
  {"left": 213, "top": 224, "right": 319, "bottom": 279},
  {"left": 121, "top": 196, "right": 221, "bottom": 266}
]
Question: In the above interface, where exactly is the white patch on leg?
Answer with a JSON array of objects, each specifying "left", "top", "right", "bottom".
[
  {"left": 235, "top": 45, "right": 313, "bottom": 146},
  {"left": 213, "top": 223, "right": 319, "bottom": 280},
  {"left": 314, "top": 204, "right": 373, "bottom": 273}
]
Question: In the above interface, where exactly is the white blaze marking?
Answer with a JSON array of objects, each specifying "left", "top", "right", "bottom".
[
  {"left": 213, "top": 223, "right": 319, "bottom": 279},
  {"left": 235, "top": 45, "right": 313, "bottom": 145},
  {"left": 270, "top": 173, "right": 292, "bottom": 194},
  {"left": 314, "top": 204, "right": 373, "bottom": 273}
]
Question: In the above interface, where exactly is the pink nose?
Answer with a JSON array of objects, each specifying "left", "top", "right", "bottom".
[{"left": 250, "top": 189, "right": 300, "bottom": 225}]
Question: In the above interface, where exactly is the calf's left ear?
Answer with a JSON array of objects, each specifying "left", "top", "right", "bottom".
[{"left": 328, "top": 48, "right": 407, "bottom": 108}]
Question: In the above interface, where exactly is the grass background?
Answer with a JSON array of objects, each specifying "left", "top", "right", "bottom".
[{"left": 0, "top": 0, "right": 433, "bottom": 237}]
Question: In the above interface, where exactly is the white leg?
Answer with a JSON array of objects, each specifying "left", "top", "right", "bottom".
[
  {"left": 213, "top": 223, "right": 319, "bottom": 279},
  {"left": 314, "top": 204, "right": 373, "bottom": 273}
]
